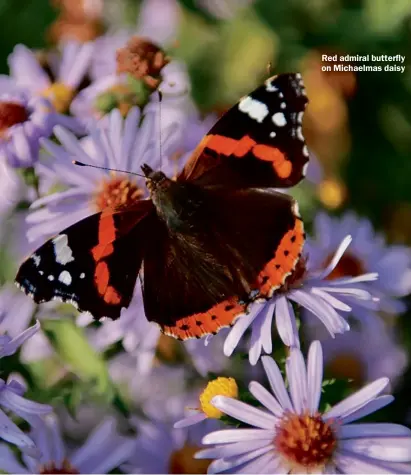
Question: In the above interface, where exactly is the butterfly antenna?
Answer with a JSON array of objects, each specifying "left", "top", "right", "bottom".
[
  {"left": 158, "top": 89, "right": 163, "bottom": 172},
  {"left": 266, "top": 61, "right": 273, "bottom": 77},
  {"left": 72, "top": 160, "right": 145, "bottom": 178}
]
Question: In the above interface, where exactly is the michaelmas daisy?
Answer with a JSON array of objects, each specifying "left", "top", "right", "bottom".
[{"left": 196, "top": 341, "right": 411, "bottom": 474}]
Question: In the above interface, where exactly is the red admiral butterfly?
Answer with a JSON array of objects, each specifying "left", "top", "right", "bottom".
[{"left": 16, "top": 73, "right": 308, "bottom": 340}]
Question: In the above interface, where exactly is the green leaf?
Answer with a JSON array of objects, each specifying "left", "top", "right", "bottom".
[{"left": 42, "top": 319, "right": 114, "bottom": 402}]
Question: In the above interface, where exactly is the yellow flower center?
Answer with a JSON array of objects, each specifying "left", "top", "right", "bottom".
[
  {"left": 199, "top": 377, "right": 238, "bottom": 419},
  {"left": 39, "top": 459, "right": 79, "bottom": 474},
  {"left": 42, "top": 82, "right": 74, "bottom": 113},
  {"left": 274, "top": 412, "right": 337, "bottom": 471},
  {"left": 168, "top": 444, "right": 212, "bottom": 474},
  {"left": 94, "top": 174, "right": 143, "bottom": 211}
]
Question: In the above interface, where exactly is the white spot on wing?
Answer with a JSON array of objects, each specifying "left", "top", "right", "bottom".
[
  {"left": 297, "top": 126, "right": 305, "bottom": 142},
  {"left": 270, "top": 131, "right": 276, "bottom": 138},
  {"left": 48, "top": 275, "right": 54, "bottom": 281},
  {"left": 272, "top": 112, "right": 287, "bottom": 127},
  {"left": 280, "top": 102, "right": 286, "bottom": 109},
  {"left": 302, "top": 161, "right": 309, "bottom": 175},
  {"left": 238, "top": 96, "right": 269, "bottom": 123},
  {"left": 39, "top": 271, "right": 44, "bottom": 275},
  {"left": 32, "top": 254, "right": 41, "bottom": 267},
  {"left": 58, "top": 270, "right": 72, "bottom": 286},
  {"left": 303, "top": 145, "right": 309, "bottom": 157},
  {"left": 52, "top": 234, "right": 74, "bottom": 265},
  {"left": 297, "top": 112, "right": 304, "bottom": 124},
  {"left": 80, "top": 273, "right": 85, "bottom": 279}
]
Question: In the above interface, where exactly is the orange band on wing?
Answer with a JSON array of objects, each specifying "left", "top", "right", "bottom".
[
  {"left": 94, "top": 261, "right": 121, "bottom": 305},
  {"left": 257, "top": 218, "right": 305, "bottom": 297},
  {"left": 91, "top": 243, "right": 114, "bottom": 260},
  {"left": 233, "top": 135, "right": 257, "bottom": 157},
  {"left": 252, "top": 145, "right": 292, "bottom": 178},
  {"left": 202, "top": 134, "right": 292, "bottom": 179},
  {"left": 91, "top": 213, "right": 117, "bottom": 261},
  {"left": 103, "top": 285, "right": 121, "bottom": 305},
  {"left": 95, "top": 261, "right": 109, "bottom": 295},
  {"left": 162, "top": 298, "right": 246, "bottom": 340},
  {"left": 203, "top": 135, "right": 238, "bottom": 155}
]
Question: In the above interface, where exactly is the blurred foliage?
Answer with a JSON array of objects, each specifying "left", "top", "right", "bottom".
[{"left": 0, "top": 0, "right": 56, "bottom": 73}]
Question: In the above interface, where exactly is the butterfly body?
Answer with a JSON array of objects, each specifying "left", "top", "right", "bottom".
[
  {"left": 16, "top": 73, "right": 309, "bottom": 340},
  {"left": 144, "top": 165, "right": 205, "bottom": 234}
]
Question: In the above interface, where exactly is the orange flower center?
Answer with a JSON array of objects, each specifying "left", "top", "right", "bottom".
[
  {"left": 0, "top": 101, "right": 29, "bottom": 135},
  {"left": 274, "top": 412, "right": 337, "bottom": 470},
  {"left": 39, "top": 459, "right": 79, "bottom": 474},
  {"left": 168, "top": 444, "right": 212, "bottom": 474},
  {"left": 94, "top": 175, "right": 143, "bottom": 211},
  {"left": 325, "top": 252, "right": 365, "bottom": 280}
]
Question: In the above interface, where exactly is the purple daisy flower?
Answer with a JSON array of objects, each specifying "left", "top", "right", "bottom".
[
  {"left": 0, "top": 378, "right": 52, "bottom": 457},
  {"left": 0, "top": 414, "right": 136, "bottom": 473},
  {"left": 27, "top": 106, "right": 180, "bottom": 243},
  {"left": 0, "top": 90, "right": 71, "bottom": 168},
  {"left": 7, "top": 41, "right": 93, "bottom": 116},
  {"left": 224, "top": 235, "right": 378, "bottom": 364},
  {"left": 196, "top": 341, "right": 411, "bottom": 474},
  {"left": 307, "top": 211, "right": 411, "bottom": 314}
]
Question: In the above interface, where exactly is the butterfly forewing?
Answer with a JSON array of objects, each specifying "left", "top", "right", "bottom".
[
  {"left": 16, "top": 201, "right": 153, "bottom": 319},
  {"left": 179, "top": 73, "right": 309, "bottom": 189}
]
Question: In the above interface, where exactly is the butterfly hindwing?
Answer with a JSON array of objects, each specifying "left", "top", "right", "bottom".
[
  {"left": 16, "top": 201, "right": 153, "bottom": 319},
  {"left": 142, "top": 186, "right": 304, "bottom": 339},
  {"left": 179, "top": 73, "right": 309, "bottom": 189}
]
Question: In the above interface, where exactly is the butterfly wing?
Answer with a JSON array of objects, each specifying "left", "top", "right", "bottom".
[
  {"left": 15, "top": 200, "right": 154, "bottom": 319},
  {"left": 142, "top": 187, "right": 304, "bottom": 339},
  {"left": 178, "top": 73, "right": 309, "bottom": 189}
]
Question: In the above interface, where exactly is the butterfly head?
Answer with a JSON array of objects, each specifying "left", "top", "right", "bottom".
[{"left": 141, "top": 163, "right": 169, "bottom": 193}]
